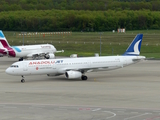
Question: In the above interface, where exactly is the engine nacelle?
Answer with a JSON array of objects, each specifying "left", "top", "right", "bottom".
[
  {"left": 65, "top": 70, "right": 82, "bottom": 79},
  {"left": 45, "top": 53, "right": 55, "bottom": 59}
]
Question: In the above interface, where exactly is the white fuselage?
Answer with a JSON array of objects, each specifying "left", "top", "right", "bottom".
[
  {"left": 6, "top": 55, "right": 145, "bottom": 76},
  {"left": 11, "top": 44, "right": 56, "bottom": 58}
]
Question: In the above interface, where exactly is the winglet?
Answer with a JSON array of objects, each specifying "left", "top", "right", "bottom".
[{"left": 123, "top": 34, "right": 143, "bottom": 56}]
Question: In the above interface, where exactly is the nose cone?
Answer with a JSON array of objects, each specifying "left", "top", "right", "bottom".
[{"left": 5, "top": 68, "right": 12, "bottom": 75}]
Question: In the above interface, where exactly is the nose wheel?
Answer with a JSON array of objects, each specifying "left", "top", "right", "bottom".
[{"left": 21, "top": 76, "right": 25, "bottom": 83}]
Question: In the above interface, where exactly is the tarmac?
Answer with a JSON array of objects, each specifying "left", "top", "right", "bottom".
[{"left": 1, "top": 56, "right": 160, "bottom": 120}]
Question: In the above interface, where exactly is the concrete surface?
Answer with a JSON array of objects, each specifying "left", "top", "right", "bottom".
[{"left": 0, "top": 56, "right": 160, "bottom": 120}]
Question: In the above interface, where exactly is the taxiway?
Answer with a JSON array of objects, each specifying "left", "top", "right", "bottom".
[{"left": 0, "top": 56, "right": 160, "bottom": 120}]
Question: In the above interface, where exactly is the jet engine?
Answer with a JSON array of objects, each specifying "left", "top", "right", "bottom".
[
  {"left": 65, "top": 70, "right": 82, "bottom": 79},
  {"left": 45, "top": 53, "right": 55, "bottom": 59}
]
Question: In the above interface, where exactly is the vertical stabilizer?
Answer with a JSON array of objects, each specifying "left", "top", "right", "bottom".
[
  {"left": 0, "top": 30, "right": 6, "bottom": 39},
  {"left": 123, "top": 34, "right": 143, "bottom": 56},
  {"left": 0, "top": 30, "right": 10, "bottom": 48}
]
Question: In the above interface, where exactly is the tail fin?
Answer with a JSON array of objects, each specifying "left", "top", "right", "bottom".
[
  {"left": 0, "top": 30, "right": 10, "bottom": 48},
  {"left": 123, "top": 34, "right": 143, "bottom": 56}
]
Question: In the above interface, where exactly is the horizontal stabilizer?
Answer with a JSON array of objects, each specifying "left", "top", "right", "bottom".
[{"left": 56, "top": 50, "right": 64, "bottom": 53}]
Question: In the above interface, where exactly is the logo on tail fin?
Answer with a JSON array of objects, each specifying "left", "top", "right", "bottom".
[
  {"left": 0, "top": 30, "right": 16, "bottom": 57},
  {"left": 0, "top": 39, "right": 10, "bottom": 48},
  {"left": 0, "top": 30, "right": 10, "bottom": 48},
  {"left": 0, "top": 30, "right": 5, "bottom": 39},
  {"left": 123, "top": 34, "right": 143, "bottom": 56},
  {"left": 125, "top": 40, "right": 141, "bottom": 55}
]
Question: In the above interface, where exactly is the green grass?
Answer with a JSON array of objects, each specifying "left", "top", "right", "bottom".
[{"left": 3, "top": 30, "right": 160, "bottom": 58}]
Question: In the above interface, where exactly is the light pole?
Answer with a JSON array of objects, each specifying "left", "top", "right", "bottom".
[
  {"left": 99, "top": 32, "right": 103, "bottom": 56},
  {"left": 21, "top": 32, "right": 27, "bottom": 46}
]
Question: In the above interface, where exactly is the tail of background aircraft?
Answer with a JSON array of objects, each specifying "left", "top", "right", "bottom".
[
  {"left": 123, "top": 34, "right": 143, "bottom": 56},
  {"left": 0, "top": 30, "right": 11, "bottom": 48}
]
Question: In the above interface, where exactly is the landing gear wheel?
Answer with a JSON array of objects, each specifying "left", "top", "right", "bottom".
[
  {"left": 19, "top": 57, "right": 23, "bottom": 61},
  {"left": 21, "top": 79, "right": 25, "bottom": 83},
  {"left": 81, "top": 75, "right": 88, "bottom": 80},
  {"left": 21, "top": 76, "right": 25, "bottom": 83}
]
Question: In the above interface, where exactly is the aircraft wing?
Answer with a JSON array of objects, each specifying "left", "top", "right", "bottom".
[
  {"left": 27, "top": 52, "right": 46, "bottom": 58},
  {"left": 62, "top": 66, "right": 109, "bottom": 73}
]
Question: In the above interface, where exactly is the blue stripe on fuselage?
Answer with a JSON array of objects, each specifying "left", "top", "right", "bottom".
[{"left": 12, "top": 46, "right": 21, "bottom": 52}]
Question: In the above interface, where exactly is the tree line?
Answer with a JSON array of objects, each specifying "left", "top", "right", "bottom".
[
  {"left": 0, "top": 0, "right": 160, "bottom": 11},
  {"left": 0, "top": 10, "right": 160, "bottom": 31}
]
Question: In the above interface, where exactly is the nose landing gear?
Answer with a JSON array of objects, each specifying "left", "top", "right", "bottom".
[{"left": 21, "top": 76, "right": 25, "bottom": 83}]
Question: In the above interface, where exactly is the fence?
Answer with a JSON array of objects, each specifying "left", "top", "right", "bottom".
[{"left": 17, "top": 32, "right": 72, "bottom": 38}]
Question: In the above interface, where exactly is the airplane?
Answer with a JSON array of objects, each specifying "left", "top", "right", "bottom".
[
  {"left": 0, "top": 30, "right": 63, "bottom": 61},
  {"left": 6, "top": 34, "right": 145, "bottom": 83}
]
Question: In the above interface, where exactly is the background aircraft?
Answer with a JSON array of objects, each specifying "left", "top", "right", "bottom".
[
  {"left": 6, "top": 34, "right": 145, "bottom": 83},
  {"left": 0, "top": 30, "right": 63, "bottom": 61}
]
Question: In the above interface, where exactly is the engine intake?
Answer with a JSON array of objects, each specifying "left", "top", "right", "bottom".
[{"left": 45, "top": 53, "right": 55, "bottom": 59}]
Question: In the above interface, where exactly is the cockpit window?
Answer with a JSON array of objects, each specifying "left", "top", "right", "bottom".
[{"left": 10, "top": 65, "right": 19, "bottom": 68}]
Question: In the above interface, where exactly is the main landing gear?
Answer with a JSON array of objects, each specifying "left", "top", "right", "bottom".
[
  {"left": 19, "top": 57, "right": 23, "bottom": 61},
  {"left": 81, "top": 75, "right": 88, "bottom": 80},
  {"left": 21, "top": 76, "right": 25, "bottom": 83}
]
